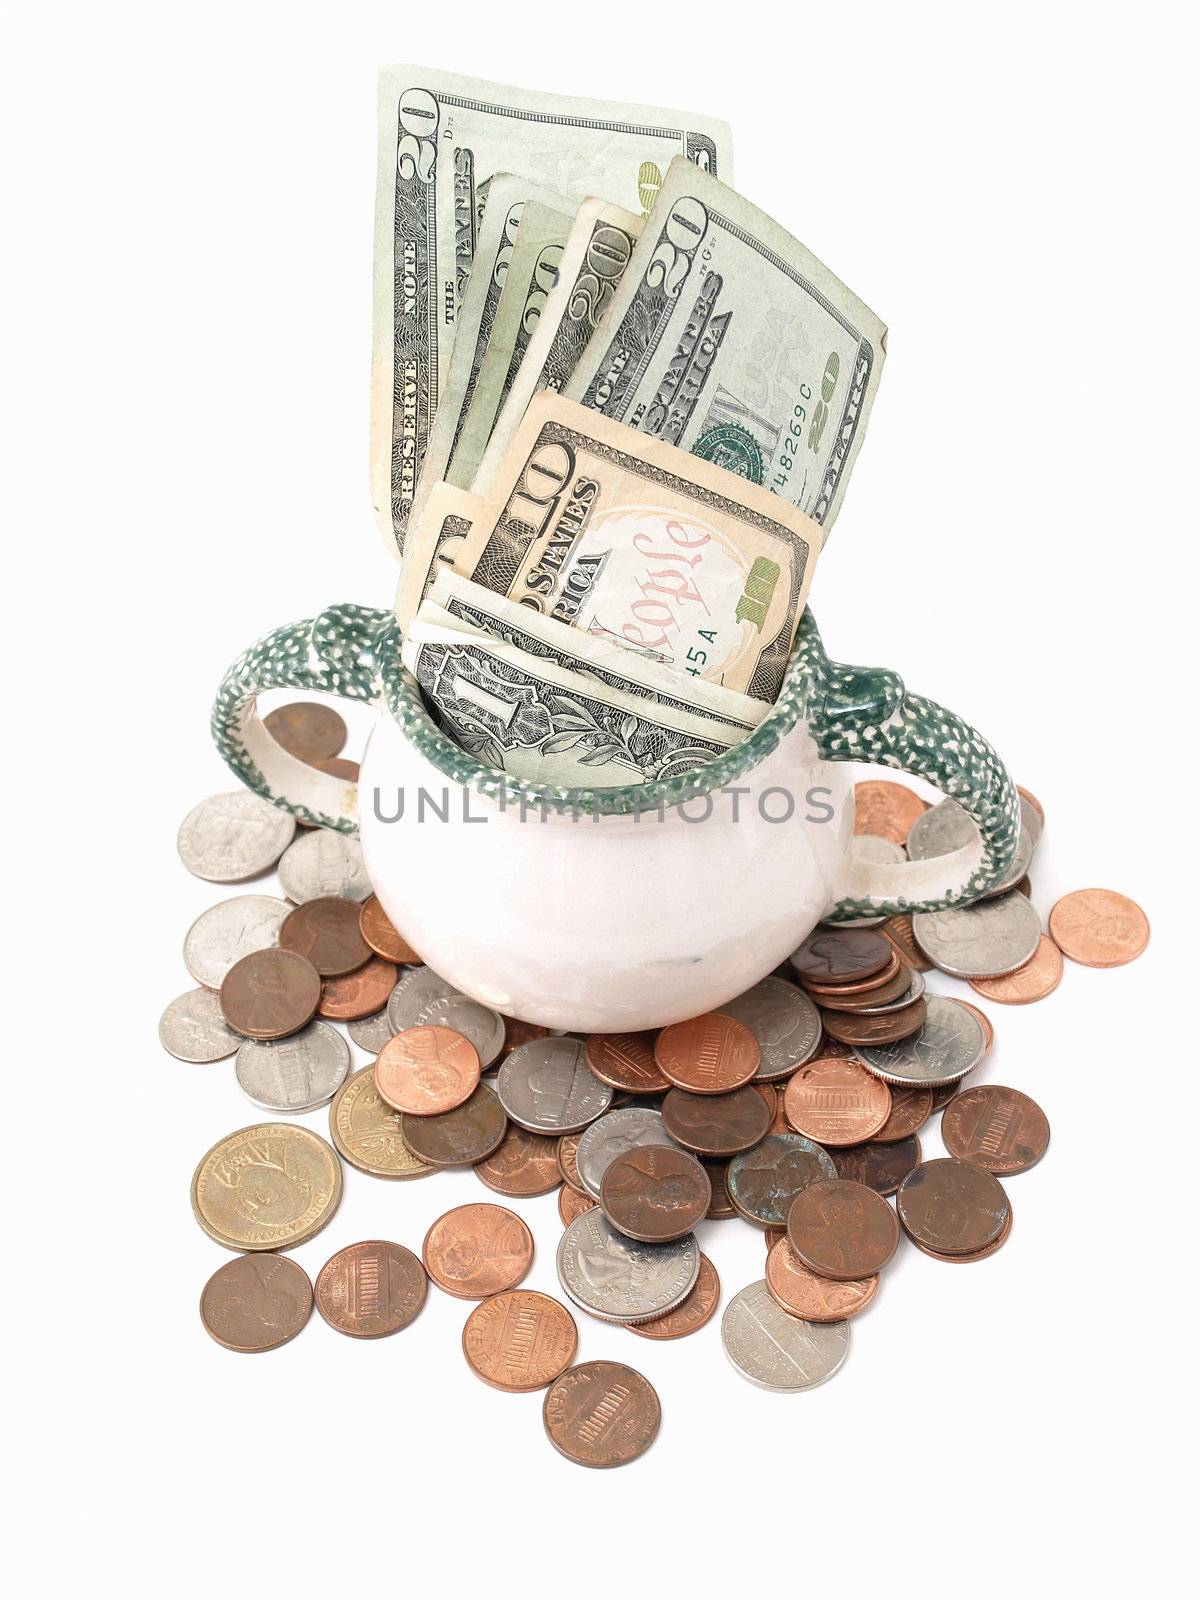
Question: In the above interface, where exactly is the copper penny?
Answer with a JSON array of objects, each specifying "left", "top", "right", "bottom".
[
  {"left": 358, "top": 895, "right": 421, "bottom": 964},
  {"left": 820, "top": 996, "right": 927, "bottom": 1046},
  {"left": 880, "top": 914, "right": 933, "bottom": 972},
  {"left": 853, "top": 780, "right": 929, "bottom": 845},
  {"left": 930, "top": 1082, "right": 961, "bottom": 1112},
  {"left": 543, "top": 1360, "right": 660, "bottom": 1468},
  {"left": 1048, "top": 888, "right": 1149, "bottom": 967},
  {"left": 200, "top": 1254, "right": 313, "bottom": 1352},
  {"left": 832, "top": 1135, "right": 921, "bottom": 1196},
  {"left": 599, "top": 1145, "right": 711, "bottom": 1242},
  {"left": 219, "top": 948, "right": 320, "bottom": 1040},
  {"left": 789, "top": 926, "right": 893, "bottom": 984},
  {"left": 704, "top": 1160, "right": 737, "bottom": 1218},
  {"left": 375, "top": 1025, "right": 481, "bottom": 1115},
  {"left": 941, "top": 1085, "right": 1050, "bottom": 1174},
  {"left": 764, "top": 1226, "right": 787, "bottom": 1250},
  {"left": 558, "top": 1183, "right": 598, "bottom": 1226},
  {"left": 1016, "top": 785, "right": 1045, "bottom": 826},
  {"left": 661, "top": 1084, "right": 772, "bottom": 1156},
  {"left": 896, "top": 1158, "right": 1010, "bottom": 1255},
  {"left": 957, "top": 1000, "right": 995, "bottom": 1053},
  {"left": 765, "top": 1237, "right": 878, "bottom": 1323},
  {"left": 312, "top": 755, "right": 360, "bottom": 781},
  {"left": 585, "top": 1032, "right": 670, "bottom": 1093},
  {"left": 280, "top": 897, "right": 371, "bottom": 976},
  {"left": 871, "top": 1085, "right": 933, "bottom": 1143},
  {"left": 809, "top": 959, "right": 913, "bottom": 1012},
  {"left": 1012, "top": 875, "right": 1033, "bottom": 899},
  {"left": 501, "top": 1017, "right": 550, "bottom": 1056},
  {"left": 314, "top": 1240, "right": 427, "bottom": 1338},
  {"left": 628, "top": 1252, "right": 720, "bottom": 1340},
  {"left": 400, "top": 1084, "right": 507, "bottom": 1166},
  {"left": 787, "top": 1177, "right": 900, "bottom": 1280},
  {"left": 910, "top": 1206, "right": 1013, "bottom": 1263},
  {"left": 556, "top": 1133, "right": 585, "bottom": 1193},
  {"left": 263, "top": 701, "right": 347, "bottom": 764},
  {"left": 801, "top": 947, "right": 903, "bottom": 999},
  {"left": 474, "top": 1125, "right": 562, "bottom": 1196},
  {"left": 817, "top": 1034, "right": 855, "bottom": 1058},
  {"left": 654, "top": 1012, "right": 760, "bottom": 1093},
  {"left": 969, "top": 935, "right": 1063, "bottom": 1004},
  {"left": 783, "top": 1057, "right": 892, "bottom": 1146},
  {"left": 462, "top": 1290, "right": 578, "bottom": 1390},
  {"left": 726, "top": 1133, "right": 836, "bottom": 1227},
  {"left": 422, "top": 1203, "right": 534, "bottom": 1299},
  {"left": 317, "top": 955, "right": 398, "bottom": 1020}
]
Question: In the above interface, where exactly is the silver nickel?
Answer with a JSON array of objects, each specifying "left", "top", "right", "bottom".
[
  {"left": 857, "top": 995, "right": 986, "bottom": 1087},
  {"left": 497, "top": 1037, "right": 614, "bottom": 1134},
  {"left": 575, "top": 1108, "right": 676, "bottom": 1200},
  {"left": 722, "top": 1280, "right": 850, "bottom": 1391},
  {"left": 176, "top": 791, "right": 295, "bottom": 882},
  {"left": 386, "top": 967, "right": 464, "bottom": 1033},
  {"left": 718, "top": 975, "right": 822, "bottom": 1081},
  {"left": 183, "top": 895, "right": 290, "bottom": 989},
  {"left": 158, "top": 988, "right": 240, "bottom": 1062},
  {"left": 234, "top": 1021, "right": 351, "bottom": 1112},
  {"left": 347, "top": 1008, "right": 398, "bottom": 1054},
  {"left": 277, "top": 829, "right": 372, "bottom": 903},
  {"left": 912, "top": 891, "right": 1041, "bottom": 978},
  {"left": 415, "top": 994, "right": 506, "bottom": 1068},
  {"left": 556, "top": 1208, "right": 699, "bottom": 1324}
]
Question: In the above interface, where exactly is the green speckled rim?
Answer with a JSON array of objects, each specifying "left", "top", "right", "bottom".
[{"left": 212, "top": 603, "right": 1020, "bottom": 917}]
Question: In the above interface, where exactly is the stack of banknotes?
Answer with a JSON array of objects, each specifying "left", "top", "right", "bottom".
[{"left": 372, "top": 66, "right": 887, "bottom": 786}]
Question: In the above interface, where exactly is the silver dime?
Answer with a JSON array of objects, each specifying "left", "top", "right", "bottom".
[
  {"left": 721, "top": 1280, "right": 850, "bottom": 1391},
  {"left": 386, "top": 966, "right": 464, "bottom": 1033},
  {"left": 912, "top": 890, "right": 1041, "bottom": 978},
  {"left": 856, "top": 994, "right": 986, "bottom": 1087},
  {"left": 497, "top": 1037, "right": 614, "bottom": 1134},
  {"left": 575, "top": 1108, "right": 676, "bottom": 1200},
  {"left": 907, "top": 797, "right": 1032, "bottom": 899},
  {"left": 718, "top": 975, "right": 822, "bottom": 1081},
  {"left": 183, "top": 894, "right": 290, "bottom": 988},
  {"left": 854, "top": 967, "right": 927, "bottom": 1014},
  {"left": 158, "top": 987, "right": 240, "bottom": 1062},
  {"left": 415, "top": 994, "right": 505, "bottom": 1068},
  {"left": 277, "top": 829, "right": 372, "bottom": 903},
  {"left": 177, "top": 791, "right": 295, "bottom": 882},
  {"left": 234, "top": 1021, "right": 351, "bottom": 1112},
  {"left": 347, "top": 1008, "right": 397, "bottom": 1054},
  {"left": 556, "top": 1208, "right": 699, "bottom": 1324}
]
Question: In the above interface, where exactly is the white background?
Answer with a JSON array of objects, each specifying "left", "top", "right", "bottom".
[{"left": 7, "top": 4, "right": 1195, "bottom": 1595}]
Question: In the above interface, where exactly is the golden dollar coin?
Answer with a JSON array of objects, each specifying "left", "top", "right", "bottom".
[
  {"left": 328, "top": 1065, "right": 433, "bottom": 1180},
  {"left": 191, "top": 1122, "right": 343, "bottom": 1251}
]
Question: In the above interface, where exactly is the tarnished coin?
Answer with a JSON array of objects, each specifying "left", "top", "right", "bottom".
[
  {"left": 703, "top": 1159, "right": 737, "bottom": 1219},
  {"left": 654, "top": 1012, "right": 760, "bottom": 1093},
  {"left": 628, "top": 1252, "right": 720, "bottom": 1340},
  {"left": 317, "top": 956, "right": 399, "bottom": 1020},
  {"left": 661, "top": 1084, "right": 772, "bottom": 1156},
  {"left": 557, "top": 1208, "right": 699, "bottom": 1325},
  {"left": 183, "top": 895, "right": 291, "bottom": 990},
  {"left": 200, "top": 1254, "right": 313, "bottom": 1352},
  {"left": 880, "top": 914, "right": 933, "bottom": 973},
  {"left": 808, "top": 956, "right": 912, "bottom": 1011},
  {"left": 969, "top": 935, "right": 1062, "bottom": 1003},
  {"left": 543, "top": 1360, "right": 660, "bottom": 1468},
  {"left": 159, "top": 987, "right": 240, "bottom": 1062},
  {"left": 787, "top": 1177, "right": 900, "bottom": 1280},
  {"left": 910, "top": 1207, "right": 1014, "bottom": 1263},
  {"left": 871, "top": 1085, "right": 933, "bottom": 1143},
  {"left": 191, "top": 1123, "right": 342, "bottom": 1251},
  {"left": 219, "top": 948, "right": 321, "bottom": 1040},
  {"left": 375, "top": 1026, "right": 481, "bottom": 1115},
  {"left": 765, "top": 1238, "right": 878, "bottom": 1323},
  {"left": 475, "top": 1125, "right": 562, "bottom": 1196},
  {"left": 415, "top": 993, "right": 505, "bottom": 1068},
  {"left": 896, "top": 1158, "right": 1010, "bottom": 1255},
  {"left": 400, "top": 1086, "right": 508, "bottom": 1167},
  {"left": 941, "top": 1085, "right": 1050, "bottom": 1175},
  {"left": 584, "top": 1033, "right": 669, "bottom": 1093},
  {"left": 913, "top": 892, "right": 1041, "bottom": 978},
  {"left": 497, "top": 1037, "right": 614, "bottom": 1134},
  {"left": 347, "top": 1009, "right": 398, "bottom": 1054},
  {"left": 280, "top": 897, "right": 371, "bottom": 977},
  {"left": 600, "top": 1145, "right": 711, "bottom": 1242},
  {"left": 177, "top": 791, "right": 296, "bottom": 882},
  {"left": 722, "top": 1280, "right": 850, "bottom": 1391},
  {"left": 386, "top": 966, "right": 464, "bottom": 1032},
  {"left": 1049, "top": 888, "right": 1150, "bottom": 967},
  {"left": 315, "top": 1241, "right": 427, "bottom": 1338},
  {"left": 856, "top": 995, "right": 986, "bottom": 1087},
  {"left": 789, "top": 926, "right": 892, "bottom": 984},
  {"left": 718, "top": 976, "right": 822, "bottom": 1080},
  {"left": 358, "top": 894, "right": 421, "bottom": 963},
  {"left": 783, "top": 1057, "right": 892, "bottom": 1146},
  {"left": 559, "top": 1184, "right": 598, "bottom": 1226},
  {"left": 853, "top": 780, "right": 928, "bottom": 845},
  {"left": 832, "top": 1136, "right": 921, "bottom": 1196},
  {"left": 263, "top": 701, "right": 346, "bottom": 764},
  {"left": 501, "top": 1017, "right": 551, "bottom": 1056},
  {"left": 235, "top": 1021, "right": 350, "bottom": 1112},
  {"left": 463, "top": 1290, "right": 578, "bottom": 1391},
  {"left": 726, "top": 1133, "right": 837, "bottom": 1228},
  {"left": 422, "top": 1203, "right": 534, "bottom": 1298},
  {"left": 328, "top": 1065, "right": 433, "bottom": 1180},
  {"left": 277, "top": 829, "right": 372, "bottom": 903},
  {"left": 575, "top": 1107, "right": 676, "bottom": 1199},
  {"left": 821, "top": 996, "right": 928, "bottom": 1046}
]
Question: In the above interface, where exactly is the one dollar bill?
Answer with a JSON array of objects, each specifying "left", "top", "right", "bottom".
[{"left": 394, "top": 481, "right": 482, "bottom": 634}]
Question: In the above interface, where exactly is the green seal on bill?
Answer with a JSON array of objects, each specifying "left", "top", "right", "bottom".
[{"left": 693, "top": 422, "right": 764, "bottom": 483}]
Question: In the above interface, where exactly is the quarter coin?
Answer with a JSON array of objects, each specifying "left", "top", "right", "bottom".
[
  {"left": 159, "top": 987, "right": 240, "bottom": 1062},
  {"left": 721, "top": 1280, "right": 850, "bottom": 1391},
  {"left": 415, "top": 993, "right": 506, "bottom": 1068},
  {"left": 574, "top": 1107, "right": 676, "bottom": 1199},
  {"left": 654, "top": 1012, "right": 760, "bottom": 1093},
  {"left": 717, "top": 976, "right": 822, "bottom": 1080},
  {"left": 1048, "top": 888, "right": 1150, "bottom": 967},
  {"left": 280, "top": 897, "right": 371, "bottom": 976},
  {"left": 896, "top": 1157, "right": 1011, "bottom": 1255},
  {"left": 347, "top": 1009, "right": 397, "bottom": 1054},
  {"left": 235, "top": 1020, "right": 350, "bottom": 1112},
  {"left": 463, "top": 1290, "right": 578, "bottom": 1391},
  {"left": 375, "top": 1026, "right": 481, "bottom": 1115},
  {"left": 422, "top": 1203, "right": 534, "bottom": 1299},
  {"left": 783, "top": 1057, "right": 892, "bottom": 1145},
  {"left": 855, "top": 995, "right": 986, "bottom": 1087},
  {"left": 277, "top": 829, "right": 372, "bottom": 903},
  {"left": 661, "top": 1084, "right": 772, "bottom": 1156},
  {"left": 191, "top": 1123, "right": 342, "bottom": 1251},
  {"left": 543, "top": 1361, "right": 660, "bottom": 1467},
  {"left": 328, "top": 1065, "right": 432, "bottom": 1180},
  {"left": 726, "top": 1133, "right": 836, "bottom": 1228},
  {"left": 599, "top": 1145, "right": 711, "bottom": 1242},
  {"left": 314, "top": 1240, "right": 427, "bottom": 1338},
  {"left": 200, "top": 1254, "right": 313, "bottom": 1352},
  {"left": 177, "top": 791, "right": 295, "bottom": 882},
  {"left": 183, "top": 895, "right": 290, "bottom": 989},
  {"left": 400, "top": 1084, "right": 508, "bottom": 1167},
  {"left": 912, "top": 892, "right": 1041, "bottom": 978},
  {"left": 497, "top": 1037, "right": 614, "bottom": 1134},
  {"left": 556, "top": 1208, "right": 699, "bottom": 1324},
  {"left": 386, "top": 966, "right": 465, "bottom": 1032},
  {"left": 940, "top": 1085, "right": 1050, "bottom": 1174},
  {"left": 786, "top": 1177, "right": 900, "bottom": 1280},
  {"left": 627, "top": 1253, "right": 721, "bottom": 1341},
  {"left": 765, "top": 1238, "right": 878, "bottom": 1322},
  {"left": 219, "top": 948, "right": 321, "bottom": 1040}
]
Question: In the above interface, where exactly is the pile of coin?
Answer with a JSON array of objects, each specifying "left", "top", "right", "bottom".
[{"left": 165, "top": 706, "right": 1149, "bottom": 1464}]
